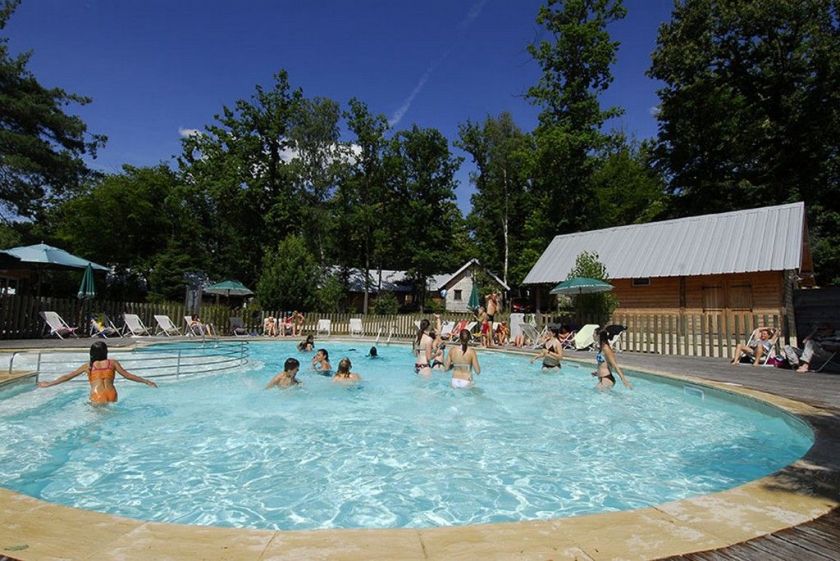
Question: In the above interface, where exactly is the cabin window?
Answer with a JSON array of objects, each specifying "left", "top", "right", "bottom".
[
  {"left": 453, "top": 290, "right": 462, "bottom": 301},
  {"left": 702, "top": 285, "right": 724, "bottom": 311},
  {"left": 728, "top": 284, "right": 753, "bottom": 310},
  {"left": 632, "top": 278, "right": 651, "bottom": 287}
]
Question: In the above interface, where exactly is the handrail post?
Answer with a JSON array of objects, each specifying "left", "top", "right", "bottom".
[
  {"left": 176, "top": 350, "right": 182, "bottom": 378},
  {"left": 35, "top": 352, "right": 42, "bottom": 383},
  {"left": 8, "top": 351, "right": 18, "bottom": 376}
]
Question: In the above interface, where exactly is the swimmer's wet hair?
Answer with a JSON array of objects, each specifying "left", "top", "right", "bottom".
[
  {"left": 284, "top": 357, "right": 300, "bottom": 371},
  {"left": 369, "top": 346, "right": 378, "bottom": 357},
  {"left": 90, "top": 341, "right": 108, "bottom": 366}
]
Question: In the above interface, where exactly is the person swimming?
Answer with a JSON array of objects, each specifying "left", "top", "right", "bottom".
[
  {"left": 592, "top": 329, "right": 632, "bottom": 391},
  {"left": 445, "top": 329, "right": 480, "bottom": 389},
  {"left": 311, "top": 348, "right": 332, "bottom": 374},
  {"left": 36, "top": 341, "right": 157, "bottom": 404},
  {"left": 333, "top": 357, "right": 362, "bottom": 383},
  {"left": 266, "top": 357, "right": 301, "bottom": 388},
  {"left": 367, "top": 346, "right": 378, "bottom": 358},
  {"left": 530, "top": 326, "right": 563, "bottom": 370},
  {"left": 298, "top": 335, "right": 315, "bottom": 352}
]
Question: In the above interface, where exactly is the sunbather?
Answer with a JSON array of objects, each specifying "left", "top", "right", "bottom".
[
  {"left": 729, "top": 327, "right": 778, "bottom": 367},
  {"left": 787, "top": 324, "right": 840, "bottom": 374}
]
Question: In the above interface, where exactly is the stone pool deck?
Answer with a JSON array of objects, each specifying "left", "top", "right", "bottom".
[{"left": 0, "top": 337, "right": 839, "bottom": 560}]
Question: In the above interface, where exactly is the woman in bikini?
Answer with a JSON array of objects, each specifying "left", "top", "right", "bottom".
[
  {"left": 592, "top": 329, "right": 632, "bottom": 391},
  {"left": 333, "top": 358, "right": 362, "bottom": 383},
  {"left": 530, "top": 326, "right": 564, "bottom": 370},
  {"left": 445, "top": 329, "right": 480, "bottom": 389},
  {"left": 37, "top": 341, "right": 157, "bottom": 404},
  {"left": 414, "top": 318, "right": 433, "bottom": 376}
]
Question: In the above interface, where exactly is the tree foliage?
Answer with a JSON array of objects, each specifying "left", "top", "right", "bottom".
[
  {"left": 256, "top": 235, "right": 320, "bottom": 311},
  {"left": 566, "top": 250, "right": 617, "bottom": 322},
  {"left": 649, "top": 0, "right": 840, "bottom": 283},
  {"left": 0, "top": 0, "right": 105, "bottom": 220}
]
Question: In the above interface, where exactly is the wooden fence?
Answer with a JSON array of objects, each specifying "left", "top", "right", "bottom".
[{"left": 0, "top": 295, "right": 794, "bottom": 359}]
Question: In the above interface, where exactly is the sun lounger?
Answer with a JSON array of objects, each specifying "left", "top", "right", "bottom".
[
  {"left": 154, "top": 315, "right": 182, "bottom": 336},
  {"left": 40, "top": 311, "right": 78, "bottom": 339},
  {"left": 519, "top": 324, "right": 543, "bottom": 349},
  {"left": 123, "top": 313, "right": 152, "bottom": 337},
  {"left": 229, "top": 317, "right": 249, "bottom": 336},
  {"left": 349, "top": 318, "right": 363, "bottom": 337},
  {"left": 573, "top": 324, "right": 600, "bottom": 351},
  {"left": 89, "top": 316, "right": 121, "bottom": 338},
  {"left": 316, "top": 319, "right": 331, "bottom": 337}
]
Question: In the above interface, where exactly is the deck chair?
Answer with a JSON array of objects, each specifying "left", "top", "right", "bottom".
[
  {"left": 558, "top": 329, "right": 576, "bottom": 350},
  {"left": 123, "top": 313, "right": 152, "bottom": 337},
  {"left": 349, "top": 318, "right": 363, "bottom": 337},
  {"left": 604, "top": 324, "right": 626, "bottom": 353},
  {"left": 439, "top": 320, "right": 455, "bottom": 339},
  {"left": 316, "top": 319, "right": 331, "bottom": 337},
  {"left": 184, "top": 315, "right": 214, "bottom": 337},
  {"left": 519, "top": 324, "right": 544, "bottom": 349},
  {"left": 738, "top": 328, "right": 778, "bottom": 365},
  {"left": 573, "top": 324, "right": 600, "bottom": 351},
  {"left": 40, "top": 311, "right": 78, "bottom": 339},
  {"left": 154, "top": 315, "right": 182, "bottom": 336},
  {"left": 229, "top": 317, "right": 249, "bottom": 336},
  {"left": 89, "top": 316, "right": 121, "bottom": 338}
]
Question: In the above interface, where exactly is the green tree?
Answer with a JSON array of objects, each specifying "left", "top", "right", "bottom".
[
  {"left": 566, "top": 250, "right": 617, "bottom": 323},
  {"left": 257, "top": 235, "right": 320, "bottom": 310},
  {"left": 592, "top": 140, "right": 665, "bottom": 227},
  {"left": 386, "top": 125, "right": 463, "bottom": 310},
  {"left": 178, "top": 70, "right": 302, "bottom": 286},
  {"left": 316, "top": 272, "right": 346, "bottom": 312},
  {"left": 648, "top": 0, "right": 840, "bottom": 284},
  {"left": 0, "top": 0, "right": 106, "bottom": 220},
  {"left": 525, "top": 0, "right": 627, "bottom": 247},
  {"left": 457, "top": 113, "right": 534, "bottom": 286}
]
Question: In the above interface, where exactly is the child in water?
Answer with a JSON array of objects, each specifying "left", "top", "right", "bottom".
[
  {"left": 333, "top": 358, "right": 362, "bottom": 383},
  {"left": 266, "top": 358, "right": 301, "bottom": 388},
  {"left": 37, "top": 341, "right": 157, "bottom": 404}
]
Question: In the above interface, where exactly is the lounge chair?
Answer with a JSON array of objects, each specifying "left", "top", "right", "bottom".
[
  {"left": 519, "top": 324, "right": 544, "bottom": 349},
  {"left": 558, "top": 329, "right": 576, "bottom": 350},
  {"left": 439, "top": 320, "right": 456, "bottom": 339},
  {"left": 40, "top": 311, "right": 78, "bottom": 339},
  {"left": 154, "top": 315, "right": 182, "bottom": 336},
  {"left": 229, "top": 317, "right": 249, "bottom": 336},
  {"left": 89, "top": 316, "right": 121, "bottom": 338},
  {"left": 349, "top": 318, "right": 363, "bottom": 337},
  {"left": 184, "top": 315, "right": 214, "bottom": 337},
  {"left": 316, "top": 319, "right": 331, "bottom": 337},
  {"left": 573, "top": 324, "right": 600, "bottom": 351},
  {"left": 123, "top": 313, "right": 152, "bottom": 337},
  {"left": 604, "top": 324, "right": 626, "bottom": 353},
  {"left": 737, "top": 327, "right": 779, "bottom": 366}
]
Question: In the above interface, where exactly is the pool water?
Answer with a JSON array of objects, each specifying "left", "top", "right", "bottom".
[{"left": 0, "top": 341, "right": 812, "bottom": 530}]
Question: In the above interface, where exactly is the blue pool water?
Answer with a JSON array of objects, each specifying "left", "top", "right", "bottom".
[{"left": 0, "top": 342, "right": 812, "bottom": 530}]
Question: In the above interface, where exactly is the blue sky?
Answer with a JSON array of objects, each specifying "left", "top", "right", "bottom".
[{"left": 6, "top": 0, "right": 674, "bottom": 213}]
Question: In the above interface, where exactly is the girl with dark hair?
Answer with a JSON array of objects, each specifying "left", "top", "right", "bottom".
[
  {"left": 444, "top": 329, "right": 480, "bottom": 388},
  {"left": 311, "top": 348, "right": 332, "bottom": 374},
  {"left": 333, "top": 358, "right": 362, "bottom": 383},
  {"left": 530, "top": 326, "right": 563, "bottom": 370},
  {"left": 37, "top": 341, "right": 157, "bottom": 404},
  {"left": 414, "top": 318, "right": 433, "bottom": 376},
  {"left": 593, "top": 329, "right": 632, "bottom": 390},
  {"left": 298, "top": 335, "right": 315, "bottom": 352}
]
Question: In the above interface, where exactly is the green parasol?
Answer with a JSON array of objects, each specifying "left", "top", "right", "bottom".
[
  {"left": 468, "top": 282, "right": 480, "bottom": 310},
  {"left": 77, "top": 263, "right": 96, "bottom": 300},
  {"left": 549, "top": 277, "right": 613, "bottom": 296}
]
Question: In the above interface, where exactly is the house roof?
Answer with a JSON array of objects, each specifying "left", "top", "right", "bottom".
[
  {"left": 336, "top": 259, "right": 510, "bottom": 294},
  {"left": 437, "top": 258, "right": 510, "bottom": 291},
  {"left": 523, "top": 202, "right": 807, "bottom": 285}
]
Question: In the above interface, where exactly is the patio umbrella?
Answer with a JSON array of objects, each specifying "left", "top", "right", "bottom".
[
  {"left": 549, "top": 277, "right": 613, "bottom": 296},
  {"left": 3, "top": 243, "right": 108, "bottom": 271},
  {"left": 204, "top": 280, "right": 254, "bottom": 297},
  {"left": 468, "top": 283, "right": 480, "bottom": 310},
  {"left": 77, "top": 264, "right": 96, "bottom": 300}
]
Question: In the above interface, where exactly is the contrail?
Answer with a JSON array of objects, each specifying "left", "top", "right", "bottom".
[{"left": 388, "top": 0, "right": 489, "bottom": 128}]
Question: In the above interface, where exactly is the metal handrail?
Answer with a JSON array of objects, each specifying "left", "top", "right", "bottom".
[{"left": 6, "top": 341, "right": 250, "bottom": 383}]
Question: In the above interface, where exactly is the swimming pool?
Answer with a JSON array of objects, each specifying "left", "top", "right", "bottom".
[{"left": 0, "top": 341, "right": 813, "bottom": 531}]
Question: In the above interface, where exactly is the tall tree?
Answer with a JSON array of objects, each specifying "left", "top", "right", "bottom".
[
  {"left": 457, "top": 112, "right": 534, "bottom": 286},
  {"left": 592, "top": 139, "right": 665, "bottom": 228},
  {"left": 525, "top": 0, "right": 627, "bottom": 255},
  {"left": 342, "top": 98, "right": 390, "bottom": 312},
  {"left": 0, "top": 0, "right": 106, "bottom": 220},
  {"left": 649, "top": 0, "right": 840, "bottom": 284},
  {"left": 387, "top": 125, "right": 463, "bottom": 310},
  {"left": 178, "top": 70, "right": 302, "bottom": 285}
]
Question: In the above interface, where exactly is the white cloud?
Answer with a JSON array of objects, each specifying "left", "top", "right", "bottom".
[{"left": 178, "top": 127, "right": 201, "bottom": 138}]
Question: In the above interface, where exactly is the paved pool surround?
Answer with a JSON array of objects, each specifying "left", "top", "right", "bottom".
[{"left": 1, "top": 338, "right": 838, "bottom": 561}]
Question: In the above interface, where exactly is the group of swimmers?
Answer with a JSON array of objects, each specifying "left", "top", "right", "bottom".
[{"left": 38, "top": 320, "right": 631, "bottom": 404}]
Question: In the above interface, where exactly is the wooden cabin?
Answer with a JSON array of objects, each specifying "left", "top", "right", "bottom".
[{"left": 522, "top": 202, "right": 813, "bottom": 318}]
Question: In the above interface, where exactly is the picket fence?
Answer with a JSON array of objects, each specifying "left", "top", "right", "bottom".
[{"left": 0, "top": 295, "right": 793, "bottom": 359}]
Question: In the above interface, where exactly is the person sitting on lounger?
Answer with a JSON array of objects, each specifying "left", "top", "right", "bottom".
[
  {"left": 786, "top": 324, "right": 840, "bottom": 374},
  {"left": 447, "top": 319, "right": 469, "bottom": 341},
  {"left": 729, "top": 327, "right": 778, "bottom": 367},
  {"left": 494, "top": 321, "right": 510, "bottom": 346},
  {"left": 191, "top": 314, "right": 215, "bottom": 337}
]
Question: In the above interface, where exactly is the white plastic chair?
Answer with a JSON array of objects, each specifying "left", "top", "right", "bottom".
[
  {"left": 154, "top": 315, "right": 182, "bottom": 336},
  {"left": 123, "top": 313, "right": 152, "bottom": 337},
  {"left": 40, "top": 311, "right": 78, "bottom": 339},
  {"left": 573, "top": 324, "right": 600, "bottom": 351},
  {"left": 316, "top": 319, "right": 331, "bottom": 337},
  {"left": 349, "top": 318, "right": 363, "bottom": 337}
]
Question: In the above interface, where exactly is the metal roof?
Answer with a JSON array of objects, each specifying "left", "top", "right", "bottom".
[{"left": 523, "top": 202, "right": 806, "bottom": 284}]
